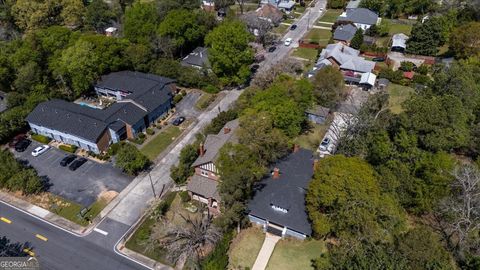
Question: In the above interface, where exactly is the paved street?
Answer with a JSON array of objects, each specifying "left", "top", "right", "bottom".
[{"left": 259, "top": 0, "right": 327, "bottom": 72}]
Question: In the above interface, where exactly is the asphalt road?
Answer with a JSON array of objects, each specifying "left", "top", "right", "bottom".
[{"left": 0, "top": 202, "right": 150, "bottom": 270}]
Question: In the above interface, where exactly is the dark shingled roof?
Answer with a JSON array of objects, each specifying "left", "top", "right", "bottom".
[
  {"left": 339, "top": 8, "right": 378, "bottom": 25},
  {"left": 248, "top": 148, "right": 314, "bottom": 236},
  {"left": 96, "top": 71, "right": 175, "bottom": 95},
  {"left": 333, "top": 24, "right": 357, "bottom": 42},
  {"left": 187, "top": 175, "right": 220, "bottom": 201},
  {"left": 181, "top": 47, "right": 211, "bottom": 69}
]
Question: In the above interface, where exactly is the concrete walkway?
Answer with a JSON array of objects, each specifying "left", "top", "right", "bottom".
[{"left": 252, "top": 233, "right": 281, "bottom": 270}]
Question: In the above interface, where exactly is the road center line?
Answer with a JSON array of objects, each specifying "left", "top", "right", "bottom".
[
  {"left": 0, "top": 217, "right": 12, "bottom": 224},
  {"left": 93, "top": 227, "right": 109, "bottom": 236},
  {"left": 35, "top": 234, "right": 48, "bottom": 242},
  {"left": 23, "top": 248, "right": 35, "bottom": 257}
]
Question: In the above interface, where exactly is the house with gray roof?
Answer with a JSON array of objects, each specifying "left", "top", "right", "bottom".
[
  {"left": 187, "top": 119, "right": 240, "bottom": 214},
  {"left": 333, "top": 24, "right": 357, "bottom": 45},
  {"left": 337, "top": 8, "right": 380, "bottom": 30},
  {"left": 26, "top": 71, "right": 175, "bottom": 153},
  {"left": 305, "top": 105, "right": 330, "bottom": 124},
  {"left": 181, "top": 47, "right": 211, "bottom": 70},
  {"left": 248, "top": 148, "right": 315, "bottom": 239},
  {"left": 391, "top": 33, "right": 409, "bottom": 52}
]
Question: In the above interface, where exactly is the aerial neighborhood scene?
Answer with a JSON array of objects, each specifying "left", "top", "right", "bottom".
[{"left": 0, "top": 0, "right": 479, "bottom": 269}]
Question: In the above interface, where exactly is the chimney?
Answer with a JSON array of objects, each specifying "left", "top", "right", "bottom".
[
  {"left": 313, "top": 159, "right": 319, "bottom": 170},
  {"left": 272, "top": 167, "right": 280, "bottom": 179},
  {"left": 223, "top": 127, "right": 231, "bottom": 134},
  {"left": 293, "top": 144, "right": 299, "bottom": 153},
  {"left": 199, "top": 143, "right": 205, "bottom": 157}
]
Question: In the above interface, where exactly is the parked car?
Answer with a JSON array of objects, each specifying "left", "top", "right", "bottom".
[
  {"left": 15, "top": 139, "right": 31, "bottom": 152},
  {"left": 268, "top": 46, "right": 276, "bottom": 52},
  {"left": 172, "top": 116, "right": 185, "bottom": 126},
  {"left": 31, "top": 145, "right": 50, "bottom": 157},
  {"left": 255, "top": 54, "right": 265, "bottom": 62},
  {"left": 250, "top": 64, "right": 260, "bottom": 72},
  {"left": 319, "top": 137, "right": 331, "bottom": 151},
  {"left": 60, "top": 155, "right": 76, "bottom": 167},
  {"left": 284, "top": 38, "right": 293, "bottom": 46},
  {"left": 69, "top": 158, "right": 88, "bottom": 171},
  {"left": 9, "top": 134, "right": 26, "bottom": 148},
  {"left": 290, "top": 24, "right": 297, "bottom": 30},
  {"left": 372, "top": 57, "right": 385, "bottom": 62}
]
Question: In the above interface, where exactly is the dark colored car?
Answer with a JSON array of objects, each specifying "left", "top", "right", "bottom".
[
  {"left": 290, "top": 24, "right": 297, "bottom": 30},
  {"left": 372, "top": 57, "right": 385, "bottom": 62},
  {"left": 15, "top": 139, "right": 31, "bottom": 152},
  {"left": 9, "top": 134, "right": 26, "bottom": 148},
  {"left": 250, "top": 64, "right": 260, "bottom": 72},
  {"left": 268, "top": 46, "right": 276, "bottom": 53},
  {"left": 60, "top": 154, "right": 76, "bottom": 167},
  {"left": 172, "top": 116, "right": 185, "bottom": 126},
  {"left": 69, "top": 157, "right": 87, "bottom": 171}
]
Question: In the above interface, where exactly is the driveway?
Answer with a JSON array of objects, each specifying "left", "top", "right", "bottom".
[
  {"left": 175, "top": 91, "right": 201, "bottom": 118},
  {"left": 13, "top": 141, "right": 133, "bottom": 207}
]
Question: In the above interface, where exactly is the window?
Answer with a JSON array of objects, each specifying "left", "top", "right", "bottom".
[
  {"left": 201, "top": 170, "right": 208, "bottom": 177},
  {"left": 271, "top": 204, "right": 288, "bottom": 213}
]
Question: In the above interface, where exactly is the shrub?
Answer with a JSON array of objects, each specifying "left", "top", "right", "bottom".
[
  {"left": 137, "top": 133, "right": 146, "bottom": 139},
  {"left": 201, "top": 231, "right": 233, "bottom": 270},
  {"left": 203, "top": 85, "right": 220, "bottom": 94},
  {"left": 154, "top": 192, "right": 178, "bottom": 216},
  {"left": 59, "top": 144, "right": 78, "bottom": 153},
  {"left": 116, "top": 143, "right": 150, "bottom": 175},
  {"left": 179, "top": 191, "right": 191, "bottom": 202},
  {"left": 108, "top": 143, "right": 122, "bottom": 156},
  {"left": 417, "top": 65, "right": 429, "bottom": 75},
  {"left": 180, "top": 90, "right": 187, "bottom": 96},
  {"left": 146, "top": 128, "right": 155, "bottom": 135},
  {"left": 31, "top": 134, "right": 51, "bottom": 144},
  {"left": 173, "top": 94, "right": 183, "bottom": 104},
  {"left": 400, "top": 61, "right": 416, "bottom": 72}
]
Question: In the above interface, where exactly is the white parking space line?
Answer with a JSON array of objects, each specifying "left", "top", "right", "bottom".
[{"left": 93, "top": 227, "right": 109, "bottom": 236}]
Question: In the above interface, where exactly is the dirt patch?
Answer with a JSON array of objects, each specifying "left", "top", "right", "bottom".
[{"left": 98, "top": 190, "right": 118, "bottom": 204}]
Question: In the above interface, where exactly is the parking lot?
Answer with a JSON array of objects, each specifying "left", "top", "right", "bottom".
[{"left": 13, "top": 141, "right": 133, "bottom": 207}]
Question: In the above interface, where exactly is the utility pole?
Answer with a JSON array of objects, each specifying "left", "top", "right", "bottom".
[{"left": 148, "top": 172, "right": 156, "bottom": 198}]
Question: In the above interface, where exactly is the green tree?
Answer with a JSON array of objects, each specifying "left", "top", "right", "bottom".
[
  {"left": 123, "top": 2, "right": 159, "bottom": 44},
  {"left": 116, "top": 143, "right": 150, "bottom": 175},
  {"left": 85, "top": 0, "right": 116, "bottom": 32},
  {"left": 350, "top": 28, "right": 364, "bottom": 49},
  {"left": 306, "top": 155, "right": 405, "bottom": 240},
  {"left": 449, "top": 22, "right": 480, "bottom": 59},
  {"left": 312, "top": 66, "right": 346, "bottom": 108},
  {"left": 407, "top": 17, "right": 447, "bottom": 56},
  {"left": 205, "top": 20, "right": 254, "bottom": 86},
  {"left": 170, "top": 143, "right": 199, "bottom": 184}
]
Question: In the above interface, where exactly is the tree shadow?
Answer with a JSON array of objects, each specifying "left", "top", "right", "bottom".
[{"left": 0, "top": 236, "right": 33, "bottom": 257}]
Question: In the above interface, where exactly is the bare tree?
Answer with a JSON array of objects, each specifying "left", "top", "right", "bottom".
[
  {"left": 236, "top": 0, "right": 246, "bottom": 14},
  {"left": 435, "top": 164, "right": 480, "bottom": 260},
  {"left": 241, "top": 12, "right": 273, "bottom": 46},
  {"left": 252, "top": 58, "right": 304, "bottom": 88}
]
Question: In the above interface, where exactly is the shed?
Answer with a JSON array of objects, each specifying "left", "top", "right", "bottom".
[
  {"left": 391, "top": 33, "right": 409, "bottom": 52},
  {"left": 305, "top": 105, "right": 330, "bottom": 124}
]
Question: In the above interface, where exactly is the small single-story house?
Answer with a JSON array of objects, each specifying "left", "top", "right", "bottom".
[
  {"left": 337, "top": 8, "right": 380, "bottom": 30},
  {"left": 187, "top": 119, "right": 240, "bottom": 214},
  {"left": 305, "top": 105, "right": 330, "bottom": 124},
  {"left": 391, "top": 33, "right": 409, "bottom": 52},
  {"left": 27, "top": 71, "right": 175, "bottom": 153},
  {"left": 256, "top": 3, "right": 283, "bottom": 25},
  {"left": 359, "top": 72, "right": 377, "bottom": 89},
  {"left": 0, "top": 91, "right": 7, "bottom": 113},
  {"left": 248, "top": 148, "right": 315, "bottom": 239},
  {"left": 333, "top": 24, "right": 357, "bottom": 45},
  {"left": 181, "top": 47, "right": 211, "bottom": 70},
  {"left": 261, "top": 0, "right": 296, "bottom": 13}
]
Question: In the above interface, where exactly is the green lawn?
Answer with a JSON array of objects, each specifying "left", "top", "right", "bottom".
[
  {"left": 49, "top": 195, "right": 109, "bottom": 226},
  {"left": 291, "top": 47, "right": 318, "bottom": 61},
  {"left": 387, "top": 83, "right": 414, "bottom": 114},
  {"left": 274, "top": 24, "right": 290, "bottom": 34},
  {"left": 266, "top": 239, "right": 326, "bottom": 270},
  {"left": 195, "top": 93, "right": 216, "bottom": 111},
  {"left": 318, "top": 9, "right": 342, "bottom": 23},
  {"left": 295, "top": 122, "right": 330, "bottom": 151},
  {"left": 140, "top": 126, "right": 182, "bottom": 160},
  {"left": 304, "top": 28, "right": 331, "bottom": 46},
  {"left": 228, "top": 227, "right": 266, "bottom": 269},
  {"left": 385, "top": 19, "right": 413, "bottom": 35},
  {"left": 125, "top": 215, "right": 167, "bottom": 262}
]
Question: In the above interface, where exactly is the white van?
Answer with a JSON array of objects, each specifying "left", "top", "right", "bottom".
[{"left": 284, "top": 38, "right": 293, "bottom": 46}]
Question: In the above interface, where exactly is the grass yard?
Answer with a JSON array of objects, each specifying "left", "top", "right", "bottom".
[
  {"left": 386, "top": 19, "right": 413, "bottom": 35},
  {"left": 291, "top": 47, "right": 318, "bottom": 61},
  {"left": 50, "top": 195, "right": 109, "bottom": 226},
  {"left": 228, "top": 227, "right": 266, "bottom": 269},
  {"left": 140, "top": 126, "right": 181, "bottom": 160},
  {"left": 304, "top": 28, "right": 331, "bottom": 46},
  {"left": 274, "top": 24, "right": 290, "bottom": 34},
  {"left": 387, "top": 83, "right": 414, "bottom": 114},
  {"left": 318, "top": 9, "right": 342, "bottom": 23},
  {"left": 195, "top": 93, "right": 216, "bottom": 111},
  {"left": 266, "top": 239, "right": 326, "bottom": 270},
  {"left": 295, "top": 123, "right": 329, "bottom": 151}
]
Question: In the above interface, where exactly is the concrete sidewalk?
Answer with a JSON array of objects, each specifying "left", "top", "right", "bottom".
[{"left": 252, "top": 233, "right": 281, "bottom": 270}]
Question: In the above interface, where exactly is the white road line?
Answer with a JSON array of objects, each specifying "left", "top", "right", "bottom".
[{"left": 93, "top": 227, "right": 109, "bottom": 236}]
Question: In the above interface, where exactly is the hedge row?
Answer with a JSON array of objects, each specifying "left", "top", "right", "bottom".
[
  {"left": 31, "top": 134, "right": 51, "bottom": 144},
  {"left": 59, "top": 144, "right": 78, "bottom": 153}
]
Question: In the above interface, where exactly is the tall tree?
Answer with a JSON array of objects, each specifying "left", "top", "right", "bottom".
[
  {"left": 205, "top": 20, "right": 254, "bottom": 86},
  {"left": 85, "top": 0, "right": 116, "bottom": 32},
  {"left": 350, "top": 28, "right": 364, "bottom": 49},
  {"left": 406, "top": 17, "right": 447, "bottom": 56},
  {"left": 123, "top": 1, "right": 160, "bottom": 44},
  {"left": 312, "top": 66, "right": 346, "bottom": 108},
  {"left": 449, "top": 22, "right": 480, "bottom": 59}
]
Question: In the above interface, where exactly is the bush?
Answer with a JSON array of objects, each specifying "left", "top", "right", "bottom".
[
  {"left": 154, "top": 192, "right": 178, "bottom": 216},
  {"left": 203, "top": 84, "right": 220, "bottom": 94},
  {"left": 400, "top": 61, "right": 416, "bottom": 72},
  {"left": 201, "top": 231, "right": 233, "bottom": 270},
  {"left": 173, "top": 94, "right": 183, "bottom": 104},
  {"left": 116, "top": 143, "right": 150, "bottom": 175},
  {"left": 59, "top": 144, "right": 78, "bottom": 153},
  {"left": 137, "top": 133, "right": 146, "bottom": 139},
  {"left": 180, "top": 90, "right": 187, "bottom": 96},
  {"left": 31, "top": 134, "right": 51, "bottom": 144},
  {"left": 417, "top": 65, "right": 429, "bottom": 75},
  {"left": 146, "top": 128, "right": 155, "bottom": 135},
  {"left": 108, "top": 143, "right": 122, "bottom": 156},
  {"left": 179, "top": 191, "right": 191, "bottom": 202}
]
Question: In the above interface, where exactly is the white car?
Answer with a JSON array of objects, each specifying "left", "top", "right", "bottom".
[
  {"left": 284, "top": 38, "right": 293, "bottom": 46},
  {"left": 31, "top": 145, "right": 50, "bottom": 157}
]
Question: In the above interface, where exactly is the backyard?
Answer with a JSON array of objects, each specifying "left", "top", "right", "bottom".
[
  {"left": 291, "top": 47, "right": 318, "bottom": 61},
  {"left": 294, "top": 122, "right": 330, "bottom": 151},
  {"left": 376, "top": 19, "right": 414, "bottom": 47},
  {"left": 140, "top": 125, "right": 182, "bottom": 160},
  {"left": 266, "top": 238, "right": 326, "bottom": 270},
  {"left": 303, "top": 28, "right": 331, "bottom": 46},
  {"left": 228, "top": 227, "right": 266, "bottom": 269},
  {"left": 387, "top": 83, "right": 414, "bottom": 114}
]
